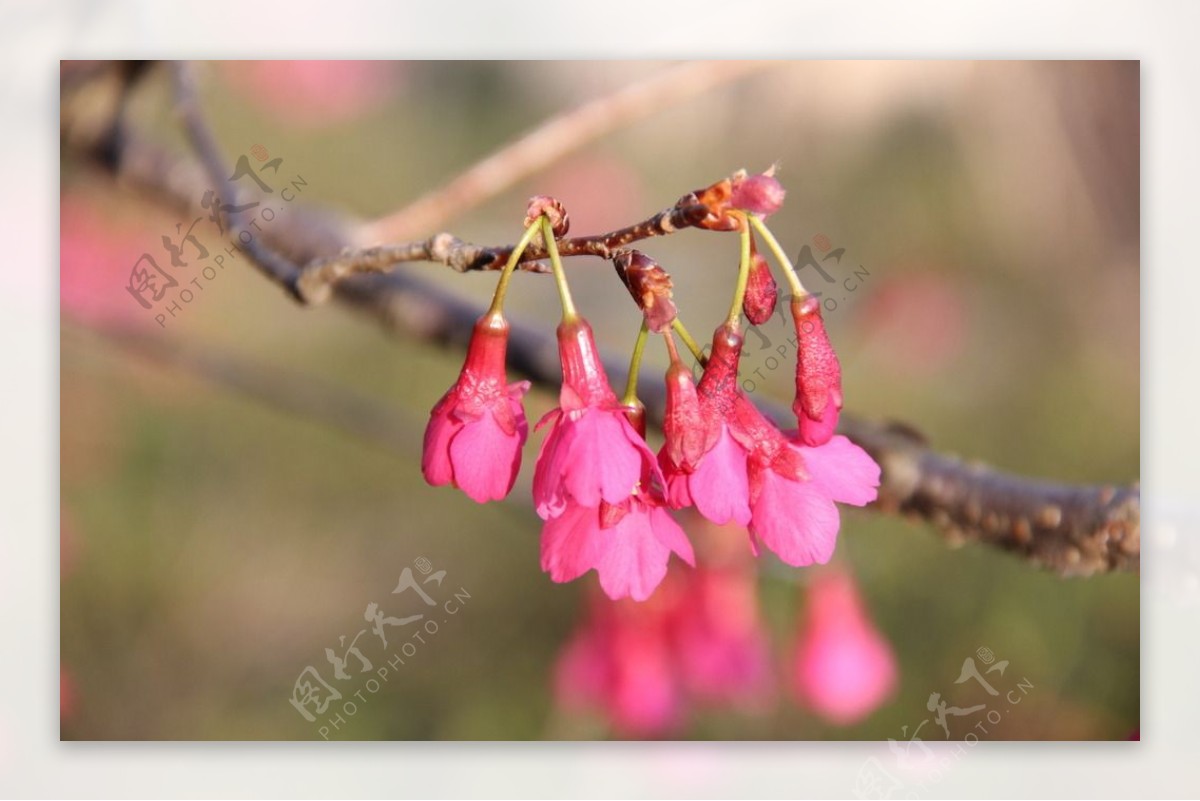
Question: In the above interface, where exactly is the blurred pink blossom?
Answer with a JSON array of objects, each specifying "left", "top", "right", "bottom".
[
  {"left": 673, "top": 566, "right": 773, "bottom": 706},
  {"left": 537, "top": 155, "right": 646, "bottom": 234},
  {"left": 859, "top": 272, "right": 968, "bottom": 376},
  {"left": 61, "top": 666, "right": 77, "bottom": 723},
  {"left": 554, "top": 560, "right": 772, "bottom": 737},
  {"left": 222, "top": 61, "right": 402, "bottom": 128},
  {"left": 790, "top": 568, "right": 898, "bottom": 725},
  {"left": 60, "top": 196, "right": 152, "bottom": 326}
]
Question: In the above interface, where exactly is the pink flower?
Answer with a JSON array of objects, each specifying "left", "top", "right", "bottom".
[
  {"left": 535, "top": 319, "right": 693, "bottom": 601},
  {"left": 554, "top": 559, "right": 773, "bottom": 736},
  {"left": 540, "top": 494, "right": 695, "bottom": 602},
  {"left": 673, "top": 563, "right": 773, "bottom": 705},
  {"left": 422, "top": 312, "right": 530, "bottom": 503},
  {"left": 745, "top": 426, "right": 880, "bottom": 567},
  {"left": 790, "top": 569, "right": 898, "bottom": 725},
  {"left": 659, "top": 326, "right": 753, "bottom": 527},
  {"left": 792, "top": 294, "right": 844, "bottom": 446},
  {"left": 554, "top": 592, "right": 682, "bottom": 737},
  {"left": 661, "top": 324, "right": 879, "bottom": 567}
]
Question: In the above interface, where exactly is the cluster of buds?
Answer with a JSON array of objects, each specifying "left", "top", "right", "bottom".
[{"left": 421, "top": 174, "right": 879, "bottom": 601}]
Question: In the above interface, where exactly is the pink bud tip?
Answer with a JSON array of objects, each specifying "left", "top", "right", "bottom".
[
  {"left": 731, "top": 172, "right": 786, "bottom": 217},
  {"left": 743, "top": 252, "right": 778, "bottom": 325}
]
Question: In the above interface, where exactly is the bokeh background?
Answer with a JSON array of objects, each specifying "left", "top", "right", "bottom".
[{"left": 60, "top": 60, "right": 1138, "bottom": 740}]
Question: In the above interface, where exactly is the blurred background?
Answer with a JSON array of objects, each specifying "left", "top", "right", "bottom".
[{"left": 60, "top": 60, "right": 1138, "bottom": 741}]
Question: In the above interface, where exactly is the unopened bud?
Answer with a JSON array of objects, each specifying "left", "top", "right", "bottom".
[
  {"left": 730, "top": 169, "right": 786, "bottom": 217},
  {"left": 524, "top": 195, "right": 570, "bottom": 238},
  {"left": 743, "top": 249, "right": 778, "bottom": 325}
]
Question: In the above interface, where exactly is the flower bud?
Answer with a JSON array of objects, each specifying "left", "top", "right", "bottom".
[
  {"left": 525, "top": 195, "right": 570, "bottom": 238},
  {"left": 742, "top": 249, "right": 778, "bottom": 325},
  {"left": 791, "top": 294, "right": 843, "bottom": 446},
  {"left": 730, "top": 170, "right": 786, "bottom": 218}
]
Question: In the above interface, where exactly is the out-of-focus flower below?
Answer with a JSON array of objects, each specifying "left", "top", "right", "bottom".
[
  {"left": 221, "top": 61, "right": 402, "bottom": 128},
  {"left": 553, "top": 554, "right": 772, "bottom": 738},
  {"left": 789, "top": 567, "right": 898, "bottom": 726}
]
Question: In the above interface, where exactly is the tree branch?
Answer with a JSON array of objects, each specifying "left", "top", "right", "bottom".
[
  {"left": 291, "top": 201, "right": 710, "bottom": 304},
  {"left": 61, "top": 61, "right": 1140, "bottom": 576}
]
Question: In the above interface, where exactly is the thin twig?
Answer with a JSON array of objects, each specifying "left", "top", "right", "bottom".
[
  {"left": 294, "top": 202, "right": 710, "bottom": 303},
  {"left": 361, "top": 60, "right": 772, "bottom": 243},
  {"left": 172, "top": 62, "right": 305, "bottom": 300}
]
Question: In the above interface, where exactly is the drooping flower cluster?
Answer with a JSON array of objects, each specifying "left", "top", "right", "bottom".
[
  {"left": 658, "top": 323, "right": 878, "bottom": 567},
  {"left": 535, "top": 319, "right": 695, "bottom": 602},
  {"left": 420, "top": 175, "right": 880, "bottom": 602}
]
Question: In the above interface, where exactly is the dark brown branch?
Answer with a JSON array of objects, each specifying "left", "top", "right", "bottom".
[
  {"left": 172, "top": 63, "right": 305, "bottom": 300},
  {"left": 293, "top": 202, "right": 710, "bottom": 304},
  {"left": 837, "top": 419, "right": 1140, "bottom": 576},
  {"left": 61, "top": 61, "right": 1140, "bottom": 576}
]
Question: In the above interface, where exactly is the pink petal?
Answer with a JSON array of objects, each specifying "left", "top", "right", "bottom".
[
  {"left": 749, "top": 469, "right": 841, "bottom": 566},
  {"left": 507, "top": 379, "right": 532, "bottom": 402},
  {"left": 594, "top": 506, "right": 674, "bottom": 601},
  {"left": 688, "top": 428, "right": 752, "bottom": 527},
  {"left": 796, "top": 435, "right": 880, "bottom": 506},
  {"left": 421, "top": 409, "right": 460, "bottom": 487},
  {"left": 533, "top": 418, "right": 572, "bottom": 519},
  {"left": 663, "top": 467, "right": 693, "bottom": 509},
  {"left": 557, "top": 410, "right": 648, "bottom": 509},
  {"left": 534, "top": 406, "right": 563, "bottom": 432},
  {"left": 448, "top": 413, "right": 522, "bottom": 503},
  {"left": 649, "top": 506, "right": 695, "bottom": 567},
  {"left": 540, "top": 502, "right": 605, "bottom": 583}
]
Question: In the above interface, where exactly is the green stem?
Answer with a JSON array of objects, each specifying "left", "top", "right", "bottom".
[
  {"left": 541, "top": 216, "right": 578, "bottom": 322},
  {"left": 486, "top": 222, "right": 544, "bottom": 316},
  {"left": 726, "top": 214, "right": 753, "bottom": 327},
  {"left": 671, "top": 318, "right": 706, "bottom": 364},
  {"left": 747, "top": 214, "right": 807, "bottom": 297},
  {"left": 621, "top": 319, "right": 651, "bottom": 406}
]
